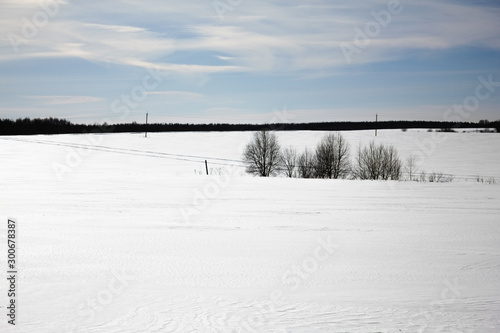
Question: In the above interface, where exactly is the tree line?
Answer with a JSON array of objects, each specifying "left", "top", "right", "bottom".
[
  {"left": 0, "top": 117, "right": 498, "bottom": 136},
  {"left": 243, "top": 130, "right": 422, "bottom": 181}
]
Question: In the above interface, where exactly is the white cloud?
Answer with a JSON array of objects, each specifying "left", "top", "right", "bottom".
[
  {"left": 23, "top": 95, "right": 104, "bottom": 105},
  {"left": 126, "top": 59, "right": 246, "bottom": 74},
  {"left": 144, "top": 91, "right": 204, "bottom": 103},
  {"left": 1, "top": 0, "right": 499, "bottom": 76},
  {"left": 0, "top": 0, "right": 67, "bottom": 9}
]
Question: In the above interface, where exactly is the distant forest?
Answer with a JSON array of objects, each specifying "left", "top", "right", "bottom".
[{"left": 0, "top": 117, "right": 498, "bottom": 136}]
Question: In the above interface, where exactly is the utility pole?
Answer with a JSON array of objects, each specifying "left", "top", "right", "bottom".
[
  {"left": 375, "top": 113, "right": 378, "bottom": 137},
  {"left": 145, "top": 112, "right": 148, "bottom": 138}
]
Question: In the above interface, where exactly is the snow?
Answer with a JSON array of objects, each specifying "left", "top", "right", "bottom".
[{"left": 0, "top": 130, "right": 499, "bottom": 332}]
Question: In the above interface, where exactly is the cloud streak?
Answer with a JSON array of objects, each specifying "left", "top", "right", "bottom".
[
  {"left": 24, "top": 95, "right": 104, "bottom": 105},
  {"left": 144, "top": 91, "right": 205, "bottom": 104},
  {"left": 2, "top": 0, "right": 499, "bottom": 73}
]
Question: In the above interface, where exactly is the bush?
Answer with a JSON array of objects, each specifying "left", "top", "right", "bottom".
[
  {"left": 297, "top": 148, "right": 316, "bottom": 179},
  {"left": 281, "top": 146, "right": 298, "bottom": 178},
  {"left": 419, "top": 171, "right": 427, "bottom": 182},
  {"left": 474, "top": 176, "right": 496, "bottom": 184},
  {"left": 405, "top": 154, "right": 419, "bottom": 181},
  {"left": 437, "top": 128, "right": 456, "bottom": 133},
  {"left": 314, "top": 133, "right": 351, "bottom": 179},
  {"left": 428, "top": 172, "right": 454, "bottom": 183},
  {"left": 353, "top": 141, "right": 402, "bottom": 180}
]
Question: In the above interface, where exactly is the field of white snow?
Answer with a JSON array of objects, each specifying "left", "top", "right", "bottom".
[{"left": 1, "top": 129, "right": 499, "bottom": 333}]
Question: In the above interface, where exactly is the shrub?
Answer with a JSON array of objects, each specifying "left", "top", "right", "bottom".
[
  {"left": 405, "top": 154, "right": 419, "bottom": 181},
  {"left": 281, "top": 146, "right": 298, "bottom": 178},
  {"left": 419, "top": 171, "right": 427, "bottom": 182},
  {"left": 314, "top": 133, "right": 351, "bottom": 179},
  {"left": 353, "top": 141, "right": 402, "bottom": 180},
  {"left": 297, "top": 148, "right": 316, "bottom": 179},
  {"left": 437, "top": 128, "right": 456, "bottom": 133},
  {"left": 428, "top": 172, "right": 454, "bottom": 183}
]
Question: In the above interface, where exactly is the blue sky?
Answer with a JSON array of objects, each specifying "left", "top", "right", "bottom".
[{"left": 1, "top": 0, "right": 499, "bottom": 124}]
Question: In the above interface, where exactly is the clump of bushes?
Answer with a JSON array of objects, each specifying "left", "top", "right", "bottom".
[
  {"left": 437, "top": 128, "right": 456, "bottom": 133},
  {"left": 352, "top": 141, "right": 402, "bottom": 180},
  {"left": 474, "top": 176, "right": 497, "bottom": 184},
  {"left": 243, "top": 130, "right": 406, "bottom": 181},
  {"left": 241, "top": 130, "right": 469, "bottom": 183},
  {"left": 427, "top": 172, "right": 454, "bottom": 183}
]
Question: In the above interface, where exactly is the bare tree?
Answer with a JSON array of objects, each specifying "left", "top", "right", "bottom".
[
  {"left": 353, "top": 141, "right": 402, "bottom": 180},
  {"left": 405, "top": 154, "right": 419, "bottom": 181},
  {"left": 243, "top": 130, "right": 282, "bottom": 177},
  {"left": 281, "top": 146, "right": 297, "bottom": 178},
  {"left": 381, "top": 145, "right": 402, "bottom": 180},
  {"left": 315, "top": 133, "right": 350, "bottom": 179},
  {"left": 333, "top": 133, "right": 351, "bottom": 179},
  {"left": 297, "top": 148, "right": 316, "bottom": 178},
  {"left": 419, "top": 170, "right": 427, "bottom": 182},
  {"left": 353, "top": 141, "right": 383, "bottom": 180}
]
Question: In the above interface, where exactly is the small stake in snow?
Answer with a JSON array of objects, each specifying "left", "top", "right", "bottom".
[
  {"left": 145, "top": 112, "right": 148, "bottom": 138},
  {"left": 205, "top": 160, "right": 209, "bottom": 175}
]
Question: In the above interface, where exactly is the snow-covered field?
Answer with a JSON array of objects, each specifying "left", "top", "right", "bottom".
[{"left": 1, "top": 130, "right": 499, "bottom": 332}]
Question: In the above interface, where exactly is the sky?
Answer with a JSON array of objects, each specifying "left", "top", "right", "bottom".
[{"left": 1, "top": 0, "right": 500, "bottom": 124}]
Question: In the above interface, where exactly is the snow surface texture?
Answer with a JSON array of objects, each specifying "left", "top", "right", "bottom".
[{"left": 0, "top": 130, "right": 499, "bottom": 333}]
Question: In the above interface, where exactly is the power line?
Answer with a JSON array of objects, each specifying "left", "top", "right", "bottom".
[
  {"left": 1, "top": 137, "right": 247, "bottom": 166},
  {"left": 2, "top": 137, "right": 498, "bottom": 181}
]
